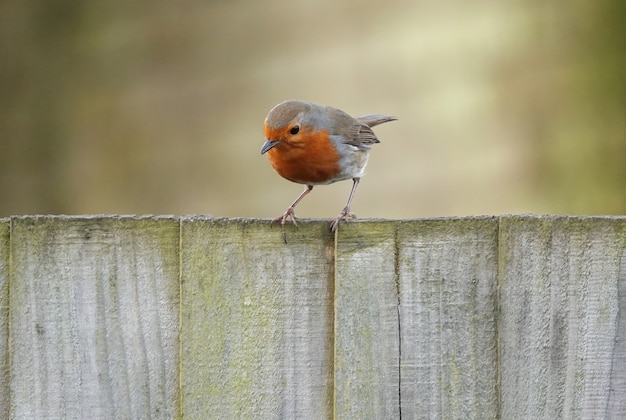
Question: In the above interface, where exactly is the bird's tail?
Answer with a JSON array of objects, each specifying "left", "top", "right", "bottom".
[{"left": 356, "top": 114, "right": 397, "bottom": 128}]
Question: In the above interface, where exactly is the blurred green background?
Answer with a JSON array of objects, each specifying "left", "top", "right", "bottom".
[{"left": 1, "top": 0, "right": 624, "bottom": 219}]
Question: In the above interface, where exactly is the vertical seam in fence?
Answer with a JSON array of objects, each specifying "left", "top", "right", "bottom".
[
  {"left": 495, "top": 216, "right": 503, "bottom": 420},
  {"left": 332, "top": 229, "right": 338, "bottom": 420},
  {"left": 177, "top": 216, "right": 183, "bottom": 420},
  {"left": 7, "top": 217, "right": 14, "bottom": 420},
  {"left": 393, "top": 223, "right": 402, "bottom": 420}
]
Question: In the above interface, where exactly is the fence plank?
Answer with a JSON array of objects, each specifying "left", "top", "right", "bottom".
[
  {"left": 397, "top": 218, "right": 499, "bottom": 419},
  {"left": 180, "top": 218, "right": 335, "bottom": 418},
  {"left": 9, "top": 216, "right": 180, "bottom": 419},
  {"left": 334, "top": 221, "right": 400, "bottom": 418},
  {"left": 499, "top": 216, "right": 626, "bottom": 419},
  {"left": 0, "top": 219, "right": 9, "bottom": 420},
  {"left": 335, "top": 219, "right": 499, "bottom": 418}
]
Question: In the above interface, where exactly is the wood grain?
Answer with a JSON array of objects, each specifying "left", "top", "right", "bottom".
[
  {"left": 396, "top": 218, "right": 499, "bottom": 419},
  {"left": 334, "top": 221, "right": 400, "bottom": 418},
  {"left": 180, "top": 217, "right": 335, "bottom": 418},
  {"left": 9, "top": 216, "right": 180, "bottom": 419},
  {"left": 499, "top": 216, "right": 626, "bottom": 419}
]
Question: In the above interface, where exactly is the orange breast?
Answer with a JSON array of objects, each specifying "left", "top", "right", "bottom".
[{"left": 266, "top": 129, "right": 341, "bottom": 185}]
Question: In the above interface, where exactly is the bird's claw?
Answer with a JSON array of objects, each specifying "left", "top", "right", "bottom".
[
  {"left": 271, "top": 205, "right": 356, "bottom": 241},
  {"left": 271, "top": 207, "right": 298, "bottom": 243},
  {"left": 330, "top": 207, "right": 357, "bottom": 232}
]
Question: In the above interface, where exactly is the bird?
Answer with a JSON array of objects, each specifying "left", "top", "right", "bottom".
[{"left": 260, "top": 100, "right": 396, "bottom": 242}]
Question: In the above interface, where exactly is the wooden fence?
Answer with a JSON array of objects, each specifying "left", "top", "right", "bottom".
[{"left": 0, "top": 215, "right": 624, "bottom": 419}]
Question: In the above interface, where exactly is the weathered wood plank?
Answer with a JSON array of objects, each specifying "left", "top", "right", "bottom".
[
  {"left": 397, "top": 218, "right": 499, "bottom": 419},
  {"left": 0, "top": 219, "right": 9, "bottom": 420},
  {"left": 9, "top": 216, "right": 180, "bottom": 419},
  {"left": 334, "top": 221, "right": 400, "bottom": 419},
  {"left": 499, "top": 216, "right": 626, "bottom": 419},
  {"left": 180, "top": 218, "right": 334, "bottom": 418},
  {"left": 335, "top": 218, "right": 499, "bottom": 419}
]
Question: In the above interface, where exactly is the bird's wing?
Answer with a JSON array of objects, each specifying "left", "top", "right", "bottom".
[
  {"left": 325, "top": 106, "right": 396, "bottom": 149},
  {"left": 344, "top": 115, "right": 396, "bottom": 147}
]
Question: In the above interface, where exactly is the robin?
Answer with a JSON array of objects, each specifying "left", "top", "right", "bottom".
[{"left": 260, "top": 100, "right": 396, "bottom": 242}]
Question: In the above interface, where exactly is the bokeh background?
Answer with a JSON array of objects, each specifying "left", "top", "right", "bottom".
[{"left": 1, "top": 0, "right": 624, "bottom": 219}]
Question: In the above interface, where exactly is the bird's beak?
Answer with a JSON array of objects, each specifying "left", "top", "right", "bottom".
[{"left": 260, "top": 139, "right": 280, "bottom": 154}]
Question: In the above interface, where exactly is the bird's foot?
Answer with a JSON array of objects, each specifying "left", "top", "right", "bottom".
[
  {"left": 271, "top": 207, "right": 298, "bottom": 243},
  {"left": 330, "top": 206, "right": 357, "bottom": 232}
]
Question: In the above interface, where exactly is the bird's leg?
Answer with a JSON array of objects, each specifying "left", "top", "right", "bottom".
[
  {"left": 272, "top": 185, "right": 313, "bottom": 243},
  {"left": 331, "top": 178, "right": 360, "bottom": 232}
]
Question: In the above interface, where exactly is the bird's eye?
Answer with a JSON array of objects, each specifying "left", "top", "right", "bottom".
[{"left": 290, "top": 125, "right": 300, "bottom": 135}]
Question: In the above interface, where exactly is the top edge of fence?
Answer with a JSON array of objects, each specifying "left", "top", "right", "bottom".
[{"left": 1, "top": 214, "right": 625, "bottom": 224}]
